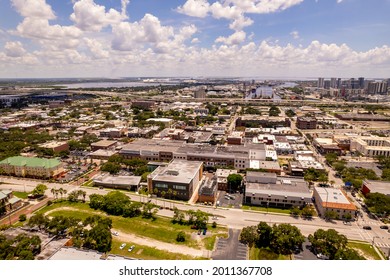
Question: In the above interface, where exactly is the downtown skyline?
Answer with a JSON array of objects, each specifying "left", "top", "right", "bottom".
[{"left": 0, "top": 0, "right": 389, "bottom": 78}]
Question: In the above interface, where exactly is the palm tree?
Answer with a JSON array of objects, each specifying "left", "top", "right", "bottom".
[
  {"left": 153, "top": 188, "right": 159, "bottom": 204},
  {"left": 161, "top": 191, "right": 166, "bottom": 208},
  {"left": 80, "top": 190, "right": 87, "bottom": 202}
]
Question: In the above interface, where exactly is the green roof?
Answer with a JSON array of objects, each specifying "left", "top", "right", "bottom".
[{"left": 0, "top": 156, "right": 61, "bottom": 168}]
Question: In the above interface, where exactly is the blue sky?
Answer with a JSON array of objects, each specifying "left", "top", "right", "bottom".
[{"left": 0, "top": 0, "right": 389, "bottom": 78}]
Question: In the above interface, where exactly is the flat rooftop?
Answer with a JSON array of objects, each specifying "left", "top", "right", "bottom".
[
  {"left": 49, "top": 247, "right": 134, "bottom": 260},
  {"left": 93, "top": 174, "right": 141, "bottom": 186},
  {"left": 39, "top": 141, "right": 68, "bottom": 149},
  {"left": 91, "top": 140, "right": 117, "bottom": 147},
  {"left": 150, "top": 160, "right": 202, "bottom": 184},
  {"left": 314, "top": 187, "right": 357, "bottom": 210},
  {"left": 245, "top": 177, "right": 310, "bottom": 198},
  {"left": 364, "top": 180, "right": 390, "bottom": 195}
]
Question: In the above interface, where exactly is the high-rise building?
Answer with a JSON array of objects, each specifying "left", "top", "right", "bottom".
[
  {"left": 358, "top": 77, "right": 365, "bottom": 89},
  {"left": 337, "top": 78, "right": 342, "bottom": 89},
  {"left": 330, "top": 78, "right": 337, "bottom": 88},
  {"left": 367, "top": 81, "right": 389, "bottom": 94},
  {"left": 324, "top": 80, "right": 331, "bottom": 89},
  {"left": 194, "top": 87, "right": 206, "bottom": 99},
  {"left": 318, "top": 78, "right": 324, "bottom": 88}
]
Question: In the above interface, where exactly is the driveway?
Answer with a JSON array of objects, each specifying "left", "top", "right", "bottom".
[
  {"left": 212, "top": 228, "right": 248, "bottom": 260},
  {"left": 292, "top": 238, "right": 318, "bottom": 260}
]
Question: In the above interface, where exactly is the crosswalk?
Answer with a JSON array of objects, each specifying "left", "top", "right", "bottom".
[{"left": 375, "top": 242, "right": 390, "bottom": 249}]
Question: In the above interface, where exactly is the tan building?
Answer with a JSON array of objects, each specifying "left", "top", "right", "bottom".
[
  {"left": 0, "top": 156, "right": 64, "bottom": 179},
  {"left": 216, "top": 169, "right": 238, "bottom": 191},
  {"left": 313, "top": 187, "right": 357, "bottom": 219},
  {"left": 91, "top": 140, "right": 118, "bottom": 152},
  {"left": 350, "top": 136, "right": 390, "bottom": 157},
  {"left": 38, "top": 141, "right": 69, "bottom": 153}
]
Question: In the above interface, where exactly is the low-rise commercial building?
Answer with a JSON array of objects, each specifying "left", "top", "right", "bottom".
[
  {"left": 313, "top": 187, "right": 357, "bottom": 219},
  {"left": 361, "top": 180, "right": 390, "bottom": 197},
  {"left": 198, "top": 175, "right": 217, "bottom": 204},
  {"left": 216, "top": 169, "right": 238, "bottom": 191},
  {"left": 350, "top": 136, "right": 390, "bottom": 157},
  {"left": 88, "top": 149, "right": 118, "bottom": 160},
  {"left": 147, "top": 160, "right": 203, "bottom": 201},
  {"left": 313, "top": 138, "right": 342, "bottom": 155},
  {"left": 297, "top": 117, "right": 317, "bottom": 129},
  {"left": 38, "top": 141, "right": 69, "bottom": 153},
  {"left": 119, "top": 139, "right": 268, "bottom": 170},
  {"left": 93, "top": 174, "right": 141, "bottom": 191},
  {"left": 99, "top": 127, "right": 127, "bottom": 138},
  {"left": 0, "top": 190, "right": 22, "bottom": 213},
  {"left": 227, "top": 131, "right": 244, "bottom": 145},
  {"left": 244, "top": 172, "right": 311, "bottom": 208},
  {"left": 91, "top": 140, "right": 118, "bottom": 152}
]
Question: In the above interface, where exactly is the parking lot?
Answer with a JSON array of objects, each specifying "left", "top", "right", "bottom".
[
  {"left": 216, "top": 191, "right": 243, "bottom": 208},
  {"left": 212, "top": 229, "right": 248, "bottom": 260},
  {"left": 293, "top": 238, "right": 318, "bottom": 261}
]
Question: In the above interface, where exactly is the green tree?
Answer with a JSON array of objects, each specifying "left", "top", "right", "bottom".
[
  {"left": 103, "top": 191, "right": 131, "bottom": 216},
  {"left": 308, "top": 229, "right": 349, "bottom": 260},
  {"left": 301, "top": 205, "right": 315, "bottom": 219},
  {"left": 269, "top": 224, "right": 304, "bottom": 255},
  {"left": 290, "top": 206, "right": 301, "bottom": 217},
  {"left": 19, "top": 214, "right": 27, "bottom": 222},
  {"left": 176, "top": 231, "right": 186, "bottom": 242},
  {"left": 32, "top": 184, "right": 47, "bottom": 197},
  {"left": 365, "top": 192, "right": 390, "bottom": 216},
  {"left": 325, "top": 153, "right": 339, "bottom": 165},
  {"left": 227, "top": 173, "right": 243, "bottom": 192},
  {"left": 239, "top": 226, "right": 258, "bottom": 248},
  {"left": 256, "top": 222, "right": 273, "bottom": 248},
  {"left": 89, "top": 194, "right": 105, "bottom": 210},
  {"left": 324, "top": 210, "right": 338, "bottom": 220},
  {"left": 28, "top": 213, "right": 49, "bottom": 230},
  {"left": 172, "top": 207, "right": 185, "bottom": 224},
  {"left": 100, "top": 162, "right": 121, "bottom": 175},
  {"left": 334, "top": 247, "right": 365, "bottom": 260}
]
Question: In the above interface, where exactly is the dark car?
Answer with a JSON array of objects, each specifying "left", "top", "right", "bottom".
[
  {"left": 363, "top": 226, "right": 372, "bottom": 230},
  {"left": 379, "top": 225, "right": 389, "bottom": 230}
]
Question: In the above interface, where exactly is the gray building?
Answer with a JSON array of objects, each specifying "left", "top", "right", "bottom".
[{"left": 244, "top": 172, "right": 311, "bottom": 208}]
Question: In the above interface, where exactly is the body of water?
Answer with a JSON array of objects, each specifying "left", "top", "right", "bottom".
[{"left": 55, "top": 81, "right": 178, "bottom": 89}]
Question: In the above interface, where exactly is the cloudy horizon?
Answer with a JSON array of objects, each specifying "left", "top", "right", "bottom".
[{"left": 0, "top": 0, "right": 389, "bottom": 79}]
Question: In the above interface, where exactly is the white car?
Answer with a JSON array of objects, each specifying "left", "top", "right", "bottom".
[
  {"left": 128, "top": 245, "right": 135, "bottom": 252},
  {"left": 119, "top": 243, "right": 126, "bottom": 250},
  {"left": 112, "top": 231, "right": 119, "bottom": 236}
]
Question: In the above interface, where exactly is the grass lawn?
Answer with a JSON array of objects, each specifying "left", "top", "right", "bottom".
[
  {"left": 39, "top": 201, "right": 228, "bottom": 251},
  {"left": 12, "top": 191, "right": 30, "bottom": 199},
  {"left": 249, "top": 247, "right": 290, "bottom": 260},
  {"left": 242, "top": 205, "right": 291, "bottom": 215},
  {"left": 110, "top": 240, "right": 205, "bottom": 260},
  {"left": 348, "top": 241, "right": 383, "bottom": 260}
]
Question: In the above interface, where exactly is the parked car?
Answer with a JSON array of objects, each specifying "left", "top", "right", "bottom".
[
  {"left": 119, "top": 243, "right": 126, "bottom": 250},
  {"left": 362, "top": 226, "right": 372, "bottom": 230},
  {"left": 379, "top": 225, "right": 389, "bottom": 230},
  {"left": 128, "top": 245, "right": 135, "bottom": 252},
  {"left": 316, "top": 253, "right": 329, "bottom": 260}
]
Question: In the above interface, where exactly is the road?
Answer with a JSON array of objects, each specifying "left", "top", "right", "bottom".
[{"left": 1, "top": 176, "right": 389, "bottom": 251}]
